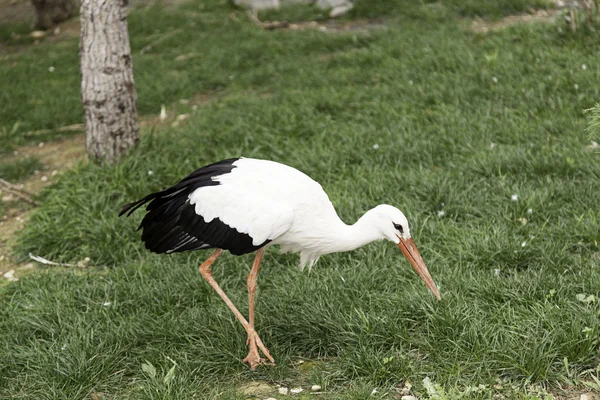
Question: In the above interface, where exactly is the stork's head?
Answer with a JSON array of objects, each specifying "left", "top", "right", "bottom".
[{"left": 369, "top": 204, "right": 441, "bottom": 300}]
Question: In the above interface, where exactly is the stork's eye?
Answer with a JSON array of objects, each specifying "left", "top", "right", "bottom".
[{"left": 393, "top": 223, "right": 404, "bottom": 233}]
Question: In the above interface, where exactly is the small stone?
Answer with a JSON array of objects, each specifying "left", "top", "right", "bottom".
[
  {"left": 38, "top": 142, "right": 44, "bottom": 148},
  {"left": 239, "top": 381, "right": 274, "bottom": 396},
  {"left": 580, "top": 394, "right": 590, "bottom": 400},
  {"left": 330, "top": 4, "right": 353, "bottom": 18},
  {"left": 29, "top": 30, "right": 46, "bottom": 38},
  {"left": 401, "top": 396, "right": 418, "bottom": 400},
  {"left": 176, "top": 114, "right": 189, "bottom": 121},
  {"left": 41, "top": 176, "right": 48, "bottom": 182},
  {"left": 3, "top": 270, "right": 18, "bottom": 282},
  {"left": 290, "top": 387, "right": 303, "bottom": 394},
  {"left": 311, "top": 385, "right": 322, "bottom": 391},
  {"left": 408, "top": 80, "right": 413, "bottom": 85},
  {"left": 53, "top": 26, "right": 61, "bottom": 35},
  {"left": 77, "top": 257, "right": 91, "bottom": 268},
  {"left": 159, "top": 105, "right": 167, "bottom": 121},
  {"left": 179, "top": 99, "right": 190, "bottom": 104},
  {"left": 34, "top": 170, "right": 40, "bottom": 175},
  {"left": 51, "top": 170, "right": 58, "bottom": 176},
  {"left": 2, "top": 195, "right": 14, "bottom": 202},
  {"left": 278, "top": 387, "right": 289, "bottom": 395},
  {"left": 518, "top": 217, "right": 527, "bottom": 225}
]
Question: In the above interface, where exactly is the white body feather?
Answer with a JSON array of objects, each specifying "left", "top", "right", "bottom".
[{"left": 189, "top": 158, "right": 409, "bottom": 269}]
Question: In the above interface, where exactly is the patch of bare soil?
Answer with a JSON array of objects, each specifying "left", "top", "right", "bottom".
[
  {"left": 469, "top": 9, "right": 560, "bottom": 33},
  {"left": 467, "top": 0, "right": 585, "bottom": 33},
  {"left": 0, "top": 134, "right": 86, "bottom": 276}
]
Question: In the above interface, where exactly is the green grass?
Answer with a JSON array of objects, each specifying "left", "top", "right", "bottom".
[
  {"left": 2, "top": 0, "right": 600, "bottom": 398},
  {"left": 0, "top": 156, "right": 43, "bottom": 181}
]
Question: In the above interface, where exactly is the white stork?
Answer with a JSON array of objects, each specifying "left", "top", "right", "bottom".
[{"left": 120, "top": 157, "right": 440, "bottom": 369}]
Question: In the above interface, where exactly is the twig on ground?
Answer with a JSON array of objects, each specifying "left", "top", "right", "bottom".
[
  {"left": 0, "top": 178, "right": 38, "bottom": 206},
  {"left": 140, "top": 28, "right": 184, "bottom": 55},
  {"left": 22, "top": 123, "right": 84, "bottom": 137},
  {"left": 29, "top": 253, "right": 94, "bottom": 268},
  {"left": 248, "top": 11, "right": 290, "bottom": 30}
]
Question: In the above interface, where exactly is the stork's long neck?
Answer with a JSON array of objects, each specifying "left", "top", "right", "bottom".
[{"left": 324, "top": 210, "right": 382, "bottom": 254}]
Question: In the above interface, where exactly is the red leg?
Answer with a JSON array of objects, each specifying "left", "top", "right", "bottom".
[
  {"left": 247, "top": 247, "right": 265, "bottom": 331},
  {"left": 243, "top": 248, "right": 274, "bottom": 367},
  {"left": 199, "top": 248, "right": 274, "bottom": 369}
]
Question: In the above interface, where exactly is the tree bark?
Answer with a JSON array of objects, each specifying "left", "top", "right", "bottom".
[
  {"left": 79, "top": 0, "right": 139, "bottom": 165},
  {"left": 31, "top": 0, "right": 78, "bottom": 30}
]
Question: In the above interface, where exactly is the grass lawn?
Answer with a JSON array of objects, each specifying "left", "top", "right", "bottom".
[{"left": 1, "top": 0, "right": 600, "bottom": 398}]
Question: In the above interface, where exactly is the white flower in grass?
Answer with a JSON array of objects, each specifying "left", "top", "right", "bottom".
[
  {"left": 511, "top": 194, "right": 518, "bottom": 201},
  {"left": 103, "top": 301, "right": 111, "bottom": 307},
  {"left": 521, "top": 241, "right": 527, "bottom": 247},
  {"left": 574, "top": 84, "right": 579, "bottom": 90},
  {"left": 437, "top": 210, "right": 445, "bottom": 217},
  {"left": 290, "top": 388, "right": 303, "bottom": 394},
  {"left": 147, "top": 170, "right": 153, "bottom": 175},
  {"left": 371, "top": 388, "right": 378, "bottom": 395},
  {"left": 48, "top": 66, "right": 55, "bottom": 72},
  {"left": 408, "top": 80, "right": 413, "bottom": 85},
  {"left": 582, "top": 64, "right": 587, "bottom": 70},
  {"left": 527, "top": 208, "right": 533, "bottom": 214},
  {"left": 490, "top": 142, "right": 496, "bottom": 149},
  {"left": 492, "top": 77, "right": 498, "bottom": 83},
  {"left": 372, "top": 144, "right": 379, "bottom": 149}
]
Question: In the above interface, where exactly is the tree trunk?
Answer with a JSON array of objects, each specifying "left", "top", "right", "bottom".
[
  {"left": 31, "top": 0, "right": 78, "bottom": 30},
  {"left": 79, "top": 0, "right": 139, "bottom": 165}
]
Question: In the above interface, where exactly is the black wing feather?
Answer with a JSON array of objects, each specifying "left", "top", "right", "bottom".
[{"left": 120, "top": 158, "right": 270, "bottom": 256}]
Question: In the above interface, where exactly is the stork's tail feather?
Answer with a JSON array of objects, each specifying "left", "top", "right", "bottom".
[{"left": 119, "top": 194, "right": 155, "bottom": 217}]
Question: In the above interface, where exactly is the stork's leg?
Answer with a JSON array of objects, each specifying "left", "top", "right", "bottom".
[
  {"left": 243, "top": 248, "right": 273, "bottom": 367},
  {"left": 199, "top": 248, "right": 274, "bottom": 369}
]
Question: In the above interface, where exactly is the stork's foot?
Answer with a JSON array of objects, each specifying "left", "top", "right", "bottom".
[{"left": 243, "top": 330, "right": 275, "bottom": 370}]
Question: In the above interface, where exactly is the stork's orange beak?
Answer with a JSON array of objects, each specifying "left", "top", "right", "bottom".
[{"left": 396, "top": 236, "right": 441, "bottom": 300}]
